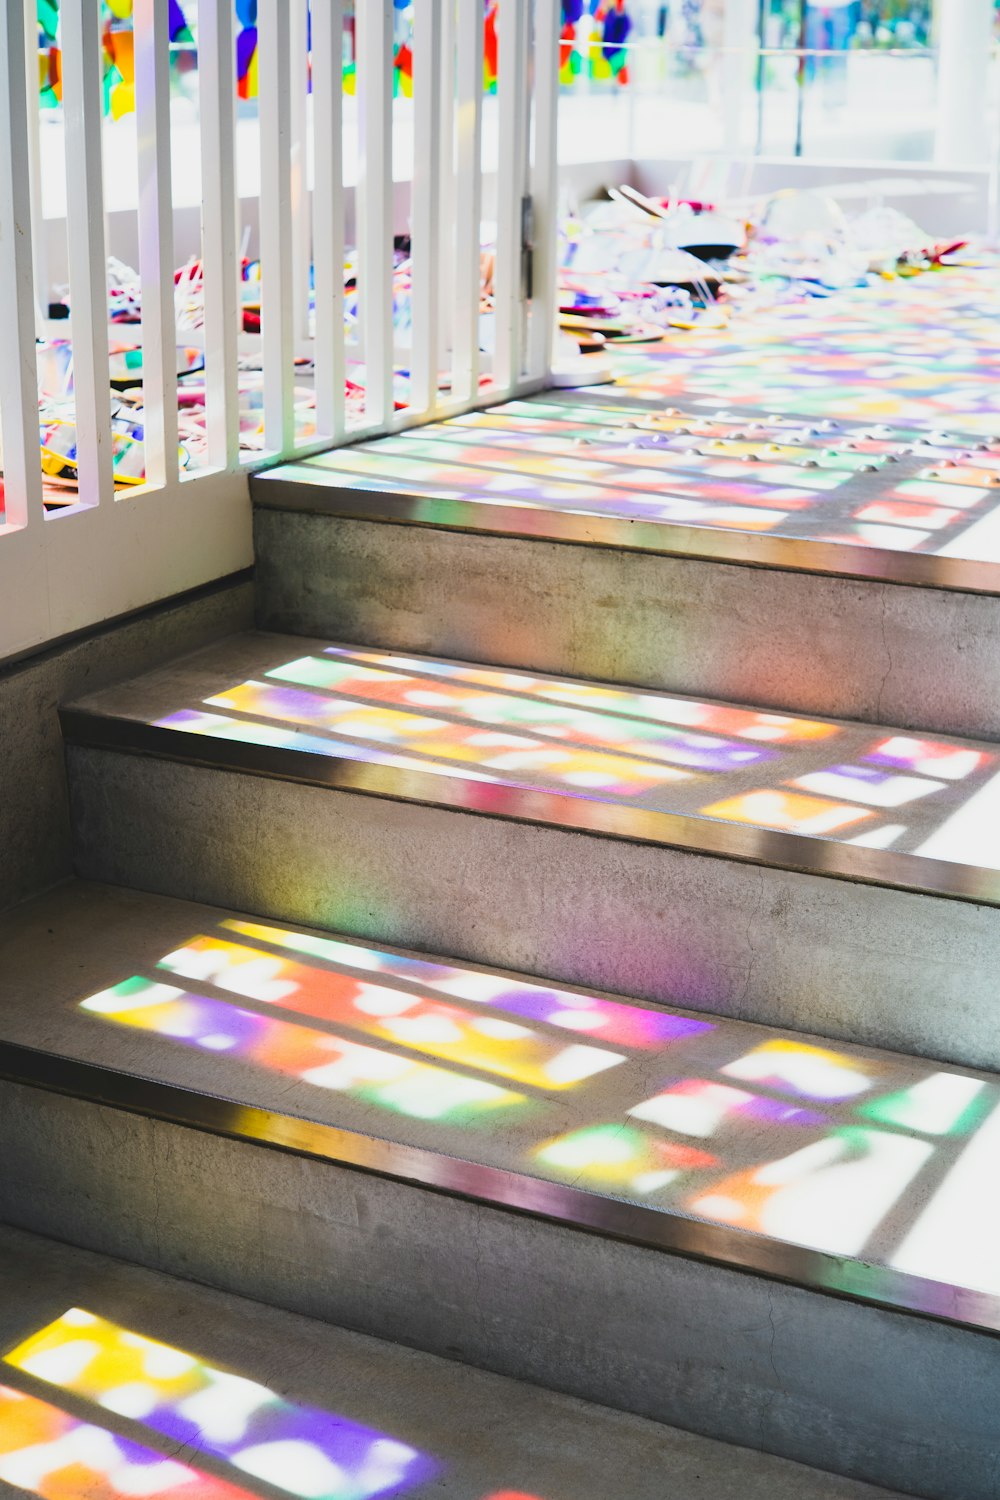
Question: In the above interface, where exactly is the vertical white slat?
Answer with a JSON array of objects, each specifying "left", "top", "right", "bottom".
[
  {"left": 435, "top": 0, "right": 456, "bottom": 387},
  {"left": 61, "top": 0, "right": 113, "bottom": 507},
  {"left": 410, "top": 0, "right": 443, "bottom": 416},
  {"left": 527, "top": 0, "right": 560, "bottom": 382},
  {"left": 494, "top": 0, "right": 531, "bottom": 392},
  {"left": 451, "top": 0, "right": 484, "bottom": 403},
  {"left": 134, "top": 0, "right": 177, "bottom": 490},
  {"left": 24, "top": 0, "right": 47, "bottom": 335},
  {"left": 258, "top": 0, "right": 296, "bottom": 453},
  {"left": 356, "top": 0, "right": 394, "bottom": 428},
  {"left": 312, "top": 0, "right": 347, "bottom": 442},
  {"left": 289, "top": 0, "right": 312, "bottom": 347},
  {"left": 198, "top": 0, "right": 241, "bottom": 470},
  {"left": 0, "top": 0, "right": 44, "bottom": 531}
]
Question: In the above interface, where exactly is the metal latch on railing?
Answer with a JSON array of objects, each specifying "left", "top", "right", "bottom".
[{"left": 521, "top": 194, "right": 535, "bottom": 302}]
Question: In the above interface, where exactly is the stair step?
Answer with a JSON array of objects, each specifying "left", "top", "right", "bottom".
[
  {"left": 0, "top": 1225, "right": 911, "bottom": 1500},
  {"left": 1, "top": 881, "right": 998, "bottom": 1499},
  {"left": 61, "top": 632, "right": 1000, "bottom": 1069},
  {"left": 252, "top": 395, "right": 1000, "bottom": 740}
]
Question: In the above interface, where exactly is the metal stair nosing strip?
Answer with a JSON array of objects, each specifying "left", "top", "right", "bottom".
[
  {"left": 1, "top": 1037, "right": 998, "bottom": 1342},
  {"left": 59, "top": 700, "right": 1000, "bottom": 909}
]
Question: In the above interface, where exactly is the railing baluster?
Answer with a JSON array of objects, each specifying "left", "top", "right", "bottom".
[
  {"left": 312, "top": 0, "right": 347, "bottom": 443},
  {"left": 198, "top": 0, "right": 240, "bottom": 470},
  {"left": 258, "top": 0, "right": 296, "bottom": 454},
  {"left": 134, "top": 0, "right": 177, "bottom": 491},
  {"left": 452, "top": 0, "right": 484, "bottom": 403},
  {"left": 289, "top": 0, "right": 312, "bottom": 350},
  {"left": 494, "top": 0, "right": 531, "bottom": 394},
  {"left": 0, "top": 0, "right": 44, "bottom": 532},
  {"left": 528, "top": 0, "right": 559, "bottom": 383},
  {"left": 356, "top": 0, "right": 394, "bottom": 428},
  {"left": 61, "top": 0, "right": 113, "bottom": 507},
  {"left": 436, "top": 0, "right": 457, "bottom": 394},
  {"left": 410, "top": 0, "right": 443, "bottom": 416},
  {"left": 23, "top": 0, "right": 47, "bottom": 340}
]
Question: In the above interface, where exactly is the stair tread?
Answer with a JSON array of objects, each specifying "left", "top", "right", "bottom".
[
  {"left": 0, "top": 1224, "right": 910, "bottom": 1500},
  {"left": 3, "top": 880, "right": 999, "bottom": 1336},
  {"left": 253, "top": 392, "right": 1000, "bottom": 592},
  {"left": 63, "top": 629, "right": 1000, "bottom": 904}
]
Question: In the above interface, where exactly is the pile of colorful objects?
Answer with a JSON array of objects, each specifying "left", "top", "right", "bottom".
[
  {"left": 6, "top": 183, "right": 996, "bottom": 502},
  {"left": 556, "top": 184, "right": 980, "bottom": 360}
]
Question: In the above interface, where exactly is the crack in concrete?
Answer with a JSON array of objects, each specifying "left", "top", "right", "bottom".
[
  {"left": 739, "top": 866, "right": 767, "bottom": 1017},
  {"left": 876, "top": 590, "right": 893, "bottom": 722},
  {"left": 758, "top": 1283, "right": 781, "bottom": 1454}
]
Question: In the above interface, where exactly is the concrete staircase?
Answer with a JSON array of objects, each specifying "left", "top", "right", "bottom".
[
  {"left": 0, "top": 1224, "right": 908, "bottom": 1500},
  {"left": 3, "top": 388, "right": 1000, "bottom": 1499}
]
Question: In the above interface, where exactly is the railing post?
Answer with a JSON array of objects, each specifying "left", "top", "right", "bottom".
[
  {"left": 356, "top": 0, "right": 395, "bottom": 428},
  {"left": 0, "top": 0, "right": 44, "bottom": 532},
  {"left": 258, "top": 0, "right": 296, "bottom": 453},
  {"left": 134, "top": 0, "right": 178, "bottom": 491},
  {"left": 313, "top": 0, "right": 347, "bottom": 442},
  {"left": 198, "top": 0, "right": 241, "bottom": 471},
  {"left": 528, "top": 0, "right": 560, "bottom": 384},
  {"left": 289, "top": 0, "right": 312, "bottom": 346},
  {"left": 23, "top": 0, "right": 47, "bottom": 337},
  {"left": 494, "top": 0, "right": 532, "bottom": 392},
  {"left": 61, "top": 0, "right": 114, "bottom": 507},
  {"left": 410, "top": 0, "right": 444, "bottom": 416},
  {"left": 452, "top": 0, "right": 484, "bottom": 403},
  {"left": 436, "top": 0, "right": 457, "bottom": 390}
]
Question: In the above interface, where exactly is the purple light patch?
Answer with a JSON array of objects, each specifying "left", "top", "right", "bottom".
[{"left": 489, "top": 989, "right": 716, "bottom": 1050}]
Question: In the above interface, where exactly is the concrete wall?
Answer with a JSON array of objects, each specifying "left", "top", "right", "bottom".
[{"left": 0, "top": 572, "right": 254, "bottom": 915}]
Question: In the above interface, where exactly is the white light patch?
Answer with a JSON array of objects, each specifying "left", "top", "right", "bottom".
[
  {"left": 793, "top": 770, "right": 945, "bottom": 807},
  {"left": 630, "top": 1083, "right": 752, "bottom": 1138},
  {"left": 542, "top": 1044, "right": 625, "bottom": 1085},
  {"left": 18, "top": 1339, "right": 99, "bottom": 1385},
  {"left": 722, "top": 1043, "right": 870, "bottom": 1100},
  {"left": 848, "top": 823, "right": 907, "bottom": 849},
  {"left": 893, "top": 1101, "right": 1000, "bottom": 1296},
  {"left": 915, "top": 768, "right": 1000, "bottom": 870},
  {"left": 177, "top": 1371, "right": 274, "bottom": 1444},
  {"left": 99, "top": 1382, "right": 160, "bottom": 1420},
  {"left": 81, "top": 981, "right": 185, "bottom": 1015},
  {"left": 750, "top": 1130, "right": 929, "bottom": 1257},
  {"left": 233, "top": 1439, "right": 348, "bottom": 1497}
]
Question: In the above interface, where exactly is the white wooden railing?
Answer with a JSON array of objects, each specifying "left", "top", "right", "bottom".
[{"left": 0, "top": 0, "right": 560, "bottom": 661}]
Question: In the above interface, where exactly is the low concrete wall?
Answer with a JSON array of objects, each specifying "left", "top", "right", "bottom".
[{"left": 0, "top": 573, "right": 254, "bottom": 914}]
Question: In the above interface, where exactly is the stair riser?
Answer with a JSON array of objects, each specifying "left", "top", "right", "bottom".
[
  {"left": 1, "top": 1080, "right": 994, "bottom": 1500},
  {"left": 67, "top": 745, "right": 1000, "bottom": 1072},
  {"left": 254, "top": 508, "right": 1000, "bottom": 741}
]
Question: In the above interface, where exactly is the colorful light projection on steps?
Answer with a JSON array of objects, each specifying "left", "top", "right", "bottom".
[
  {"left": 606, "top": 268, "right": 1000, "bottom": 438},
  {"left": 292, "top": 384, "right": 1000, "bottom": 565},
  {"left": 0, "top": 1377, "right": 546, "bottom": 1500},
  {"left": 0, "top": 1384, "right": 257, "bottom": 1500},
  {"left": 5, "top": 1311, "right": 437, "bottom": 1500},
  {"left": 150, "top": 644, "right": 1000, "bottom": 870},
  {"left": 76, "top": 914, "right": 1000, "bottom": 1306},
  {"left": 82, "top": 976, "right": 528, "bottom": 1123}
]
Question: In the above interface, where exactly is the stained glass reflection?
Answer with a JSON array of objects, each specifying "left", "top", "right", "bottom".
[
  {"left": 6, "top": 1312, "right": 436, "bottom": 1500},
  {"left": 77, "top": 916, "right": 1000, "bottom": 1305},
  {"left": 150, "top": 643, "right": 1000, "bottom": 873},
  {"left": 275, "top": 271, "right": 1000, "bottom": 569},
  {"left": 0, "top": 1384, "right": 257, "bottom": 1500}
]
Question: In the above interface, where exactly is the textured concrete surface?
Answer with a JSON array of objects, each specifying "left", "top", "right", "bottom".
[
  {"left": 1, "top": 1088, "right": 995, "bottom": 1499},
  {"left": 0, "top": 573, "right": 254, "bottom": 914},
  {"left": 0, "top": 1225, "right": 913, "bottom": 1500},
  {"left": 254, "top": 508, "right": 1000, "bottom": 741},
  {"left": 67, "top": 746, "right": 1000, "bottom": 1072},
  {"left": 3, "top": 879, "right": 994, "bottom": 1310}
]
